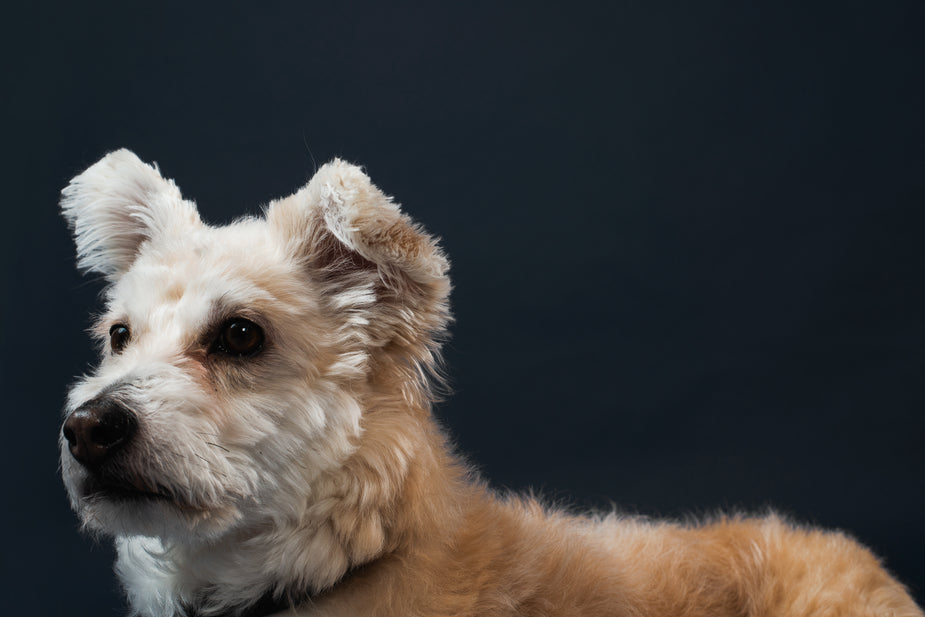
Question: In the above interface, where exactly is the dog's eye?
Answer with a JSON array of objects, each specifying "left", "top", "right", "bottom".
[
  {"left": 214, "top": 319, "right": 264, "bottom": 357},
  {"left": 109, "top": 324, "right": 130, "bottom": 353}
]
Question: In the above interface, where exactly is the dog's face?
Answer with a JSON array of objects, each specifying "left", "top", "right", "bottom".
[{"left": 60, "top": 150, "right": 449, "bottom": 543}]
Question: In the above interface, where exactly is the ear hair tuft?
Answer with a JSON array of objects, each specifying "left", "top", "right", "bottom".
[{"left": 61, "top": 149, "right": 202, "bottom": 280}]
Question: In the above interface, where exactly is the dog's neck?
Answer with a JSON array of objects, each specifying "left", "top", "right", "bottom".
[
  {"left": 116, "top": 385, "right": 469, "bottom": 617},
  {"left": 181, "top": 590, "right": 291, "bottom": 617}
]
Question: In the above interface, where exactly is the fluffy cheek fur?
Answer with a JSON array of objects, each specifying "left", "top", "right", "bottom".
[{"left": 61, "top": 342, "right": 365, "bottom": 543}]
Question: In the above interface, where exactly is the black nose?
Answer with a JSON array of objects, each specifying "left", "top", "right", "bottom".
[{"left": 62, "top": 398, "right": 137, "bottom": 469}]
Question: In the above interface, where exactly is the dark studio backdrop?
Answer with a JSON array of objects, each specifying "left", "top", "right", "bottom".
[{"left": 2, "top": 2, "right": 923, "bottom": 614}]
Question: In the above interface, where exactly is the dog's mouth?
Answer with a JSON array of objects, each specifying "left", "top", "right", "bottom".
[{"left": 81, "top": 474, "right": 185, "bottom": 508}]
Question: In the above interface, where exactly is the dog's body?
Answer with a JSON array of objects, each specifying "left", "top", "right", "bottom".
[{"left": 60, "top": 150, "right": 921, "bottom": 617}]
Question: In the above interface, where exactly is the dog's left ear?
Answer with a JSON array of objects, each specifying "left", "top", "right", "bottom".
[
  {"left": 268, "top": 160, "right": 451, "bottom": 354},
  {"left": 61, "top": 149, "right": 202, "bottom": 281}
]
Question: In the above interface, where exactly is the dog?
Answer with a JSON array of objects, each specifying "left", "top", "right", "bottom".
[{"left": 60, "top": 149, "right": 922, "bottom": 617}]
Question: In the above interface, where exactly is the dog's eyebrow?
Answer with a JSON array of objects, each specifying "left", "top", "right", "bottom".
[{"left": 211, "top": 294, "right": 266, "bottom": 321}]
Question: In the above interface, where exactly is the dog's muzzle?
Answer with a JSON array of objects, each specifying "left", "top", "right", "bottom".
[{"left": 63, "top": 398, "right": 138, "bottom": 471}]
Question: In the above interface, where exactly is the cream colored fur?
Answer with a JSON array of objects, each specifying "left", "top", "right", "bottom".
[{"left": 60, "top": 149, "right": 922, "bottom": 617}]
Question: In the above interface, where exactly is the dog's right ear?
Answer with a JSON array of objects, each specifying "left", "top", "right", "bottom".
[{"left": 61, "top": 149, "right": 202, "bottom": 281}]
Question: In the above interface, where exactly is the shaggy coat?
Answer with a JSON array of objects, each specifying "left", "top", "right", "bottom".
[{"left": 60, "top": 150, "right": 922, "bottom": 617}]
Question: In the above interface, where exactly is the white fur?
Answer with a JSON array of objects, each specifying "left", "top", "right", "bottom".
[
  {"left": 60, "top": 151, "right": 426, "bottom": 616},
  {"left": 61, "top": 149, "right": 201, "bottom": 280}
]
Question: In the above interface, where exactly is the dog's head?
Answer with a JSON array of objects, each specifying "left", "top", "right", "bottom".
[{"left": 59, "top": 150, "right": 450, "bottom": 542}]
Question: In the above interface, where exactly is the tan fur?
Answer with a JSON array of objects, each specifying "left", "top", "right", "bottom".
[
  {"left": 277, "top": 162, "right": 922, "bottom": 617},
  {"left": 290, "top": 384, "right": 923, "bottom": 617},
  {"left": 60, "top": 150, "right": 922, "bottom": 617}
]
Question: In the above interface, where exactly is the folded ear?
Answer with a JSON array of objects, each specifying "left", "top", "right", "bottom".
[
  {"left": 267, "top": 159, "right": 451, "bottom": 368},
  {"left": 269, "top": 160, "right": 448, "bottom": 283},
  {"left": 60, "top": 149, "right": 202, "bottom": 280}
]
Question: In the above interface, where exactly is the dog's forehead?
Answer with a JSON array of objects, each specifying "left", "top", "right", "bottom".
[{"left": 108, "top": 219, "right": 294, "bottom": 320}]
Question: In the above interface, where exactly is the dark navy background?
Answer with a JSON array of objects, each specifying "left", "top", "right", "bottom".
[{"left": 3, "top": 2, "right": 923, "bottom": 614}]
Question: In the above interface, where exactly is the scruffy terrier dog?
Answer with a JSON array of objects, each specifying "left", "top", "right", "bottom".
[{"left": 61, "top": 150, "right": 921, "bottom": 617}]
